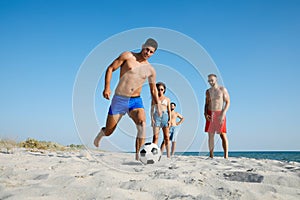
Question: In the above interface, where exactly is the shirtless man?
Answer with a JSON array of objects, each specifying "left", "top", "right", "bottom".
[
  {"left": 93, "top": 38, "right": 161, "bottom": 160},
  {"left": 161, "top": 102, "right": 184, "bottom": 156},
  {"left": 204, "top": 74, "right": 230, "bottom": 159}
]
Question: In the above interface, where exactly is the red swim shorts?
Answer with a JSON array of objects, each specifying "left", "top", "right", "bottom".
[{"left": 205, "top": 110, "right": 227, "bottom": 133}]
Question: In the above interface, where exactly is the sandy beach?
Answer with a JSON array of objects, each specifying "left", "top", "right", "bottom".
[{"left": 0, "top": 148, "right": 299, "bottom": 200}]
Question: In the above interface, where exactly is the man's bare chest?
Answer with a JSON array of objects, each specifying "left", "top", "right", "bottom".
[
  {"left": 121, "top": 61, "right": 148, "bottom": 77},
  {"left": 209, "top": 89, "right": 223, "bottom": 100}
]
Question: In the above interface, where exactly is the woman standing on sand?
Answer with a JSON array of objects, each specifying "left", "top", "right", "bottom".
[{"left": 151, "top": 82, "right": 171, "bottom": 158}]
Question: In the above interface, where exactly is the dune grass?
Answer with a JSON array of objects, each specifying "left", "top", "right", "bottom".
[{"left": 0, "top": 138, "right": 85, "bottom": 153}]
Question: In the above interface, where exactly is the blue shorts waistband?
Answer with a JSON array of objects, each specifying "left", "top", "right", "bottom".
[{"left": 115, "top": 94, "right": 140, "bottom": 98}]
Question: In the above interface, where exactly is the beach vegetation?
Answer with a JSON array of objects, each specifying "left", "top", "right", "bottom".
[{"left": 0, "top": 138, "right": 85, "bottom": 153}]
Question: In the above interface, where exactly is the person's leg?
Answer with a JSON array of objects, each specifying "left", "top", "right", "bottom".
[
  {"left": 160, "top": 140, "right": 165, "bottom": 153},
  {"left": 171, "top": 142, "right": 176, "bottom": 156},
  {"left": 161, "top": 127, "right": 170, "bottom": 158},
  {"left": 94, "top": 114, "right": 123, "bottom": 147},
  {"left": 129, "top": 108, "right": 146, "bottom": 160},
  {"left": 152, "top": 127, "right": 160, "bottom": 144},
  {"left": 208, "top": 132, "right": 215, "bottom": 158},
  {"left": 170, "top": 126, "right": 177, "bottom": 156},
  {"left": 164, "top": 126, "right": 172, "bottom": 154},
  {"left": 220, "top": 133, "right": 228, "bottom": 159}
]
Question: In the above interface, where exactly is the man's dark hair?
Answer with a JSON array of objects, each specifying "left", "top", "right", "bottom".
[
  {"left": 208, "top": 74, "right": 217, "bottom": 78},
  {"left": 144, "top": 38, "right": 158, "bottom": 50},
  {"left": 171, "top": 102, "right": 176, "bottom": 107}
]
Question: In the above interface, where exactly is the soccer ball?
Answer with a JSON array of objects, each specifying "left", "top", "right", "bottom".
[{"left": 139, "top": 142, "right": 161, "bottom": 164}]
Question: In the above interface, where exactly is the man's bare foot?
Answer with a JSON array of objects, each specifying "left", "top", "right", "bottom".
[
  {"left": 135, "top": 153, "right": 139, "bottom": 161},
  {"left": 94, "top": 128, "right": 105, "bottom": 147}
]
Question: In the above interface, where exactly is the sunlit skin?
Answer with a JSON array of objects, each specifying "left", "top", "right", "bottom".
[
  {"left": 151, "top": 84, "right": 171, "bottom": 158},
  {"left": 94, "top": 41, "right": 161, "bottom": 161},
  {"left": 204, "top": 75, "right": 230, "bottom": 159},
  {"left": 160, "top": 103, "right": 184, "bottom": 156}
]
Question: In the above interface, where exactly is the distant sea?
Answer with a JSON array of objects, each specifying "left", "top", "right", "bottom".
[{"left": 175, "top": 151, "right": 300, "bottom": 163}]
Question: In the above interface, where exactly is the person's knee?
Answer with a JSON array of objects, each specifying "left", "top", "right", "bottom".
[
  {"left": 220, "top": 133, "right": 227, "bottom": 139},
  {"left": 136, "top": 118, "right": 146, "bottom": 126},
  {"left": 153, "top": 133, "right": 159, "bottom": 139},
  {"left": 135, "top": 119, "right": 146, "bottom": 138},
  {"left": 103, "top": 127, "right": 115, "bottom": 136},
  {"left": 164, "top": 136, "right": 170, "bottom": 143}
]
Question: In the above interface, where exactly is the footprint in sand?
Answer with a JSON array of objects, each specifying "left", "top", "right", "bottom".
[
  {"left": 223, "top": 171, "right": 264, "bottom": 183},
  {"left": 33, "top": 174, "right": 49, "bottom": 180}
]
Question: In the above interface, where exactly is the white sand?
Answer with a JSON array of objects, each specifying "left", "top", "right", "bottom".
[{"left": 0, "top": 149, "right": 300, "bottom": 200}]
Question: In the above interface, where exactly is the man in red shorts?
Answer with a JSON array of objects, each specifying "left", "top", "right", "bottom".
[{"left": 204, "top": 74, "right": 230, "bottom": 159}]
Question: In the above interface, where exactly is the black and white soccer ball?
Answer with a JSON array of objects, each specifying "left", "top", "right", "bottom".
[{"left": 139, "top": 142, "right": 161, "bottom": 164}]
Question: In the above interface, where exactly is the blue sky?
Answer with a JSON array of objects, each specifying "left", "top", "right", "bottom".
[{"left": 1, "top": 0, "right": 300, "bottom": 152}]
